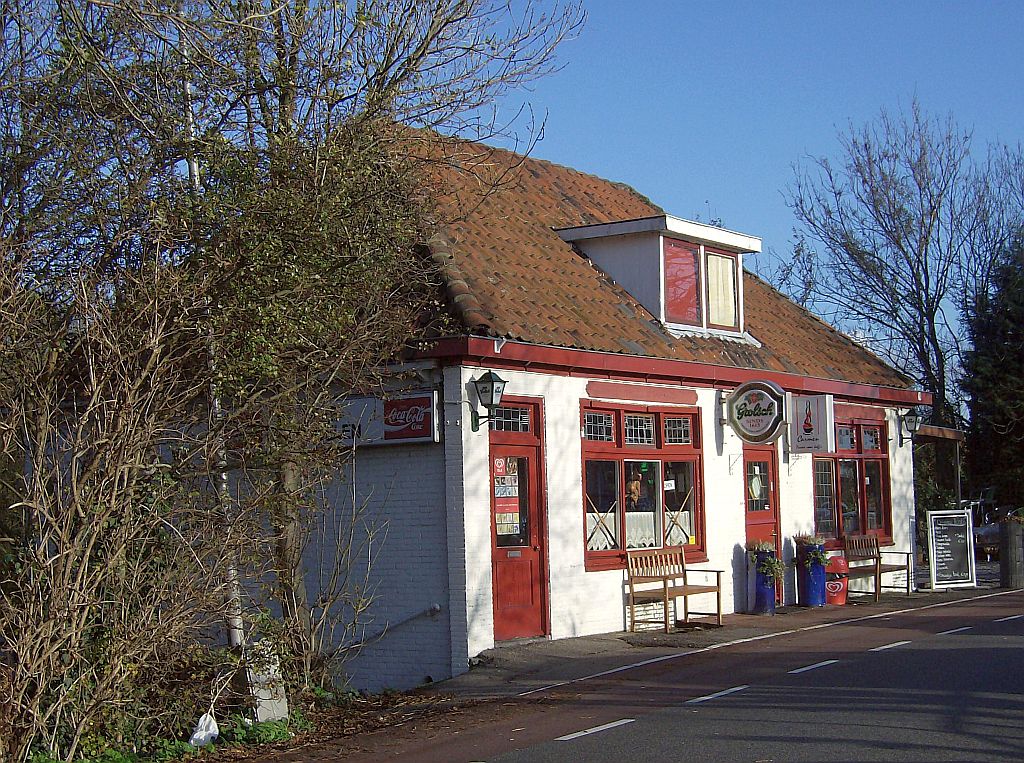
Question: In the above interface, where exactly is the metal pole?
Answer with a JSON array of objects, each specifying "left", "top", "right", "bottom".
[{"left": 182, "top": 32, "right": 245, "bottom": 649}]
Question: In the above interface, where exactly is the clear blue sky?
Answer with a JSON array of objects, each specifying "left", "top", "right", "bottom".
[{"left": 494, "top": 0, "right": 1023, "bottom": 274}]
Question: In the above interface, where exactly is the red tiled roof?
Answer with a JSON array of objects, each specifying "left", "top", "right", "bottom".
[{"left": 428, "top": 142, "right": 910, "bottom": 390}]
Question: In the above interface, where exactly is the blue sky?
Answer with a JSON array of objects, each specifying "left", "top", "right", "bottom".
[{"left": 494, "top": 0, "right": 1023, "bottom": 274}]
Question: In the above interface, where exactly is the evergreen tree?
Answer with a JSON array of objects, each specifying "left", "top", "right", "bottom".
[{"left": 964, "top": 240, "right": 1024, "bottom": 507}]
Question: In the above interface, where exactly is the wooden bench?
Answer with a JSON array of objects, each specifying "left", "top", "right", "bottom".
[
  {"left": 626, "top": 547, "right": 723, "bottom": 632},
  {"left": 842, "top": 535, "right": 913, "bottom": 601}
]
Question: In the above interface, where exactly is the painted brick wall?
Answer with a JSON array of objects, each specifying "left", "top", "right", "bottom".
[{"left": 316, "top": 441, "right": 451, "bottom": 692}]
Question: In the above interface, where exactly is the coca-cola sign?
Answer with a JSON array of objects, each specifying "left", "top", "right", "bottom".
[
  {"left": 383, "top": 397, "right": 433, "bottom": 440},
  {"left": 339, "top": 391, "right": 438, "bottom": 445},
  {"left": 727, "top": 380, "right": 786, "bottom": 444}
]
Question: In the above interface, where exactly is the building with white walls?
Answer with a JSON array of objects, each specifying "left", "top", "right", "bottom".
[{"left": 333, "top": 141, "right": 929, "bottom": 691}]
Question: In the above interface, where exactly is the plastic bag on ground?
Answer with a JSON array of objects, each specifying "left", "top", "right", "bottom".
[{"left": 189, "top": 711, "right": 219, "bottom": 747}]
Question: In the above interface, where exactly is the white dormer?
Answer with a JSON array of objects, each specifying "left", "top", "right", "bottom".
[{"left": 555, "top": 215, "right": 761, "bottom": 337}]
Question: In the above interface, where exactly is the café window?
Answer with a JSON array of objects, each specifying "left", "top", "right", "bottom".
[
  {"left": 582, "top": 403, "right": 704, "bottom": 570},
  {"left": 663, "top": 238, "right": 740, "bottom": 333},
  {"left": 813, "top": 421, "right": 892, "bottom": 541}
]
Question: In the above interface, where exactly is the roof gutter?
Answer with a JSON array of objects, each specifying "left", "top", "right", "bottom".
[{"left": 413, "top": 336, "right": 931, "bottom": 408}]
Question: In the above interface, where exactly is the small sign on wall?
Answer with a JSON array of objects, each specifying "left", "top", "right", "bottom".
[
  {"left": 789, "top": 394, "right": 835, "bottom": 453},
  {"left": 338, "top": 391, "right": 439, "bottom": 445},
  {"left": 727, "top": 380, "right": 786, "bottom": 444}
]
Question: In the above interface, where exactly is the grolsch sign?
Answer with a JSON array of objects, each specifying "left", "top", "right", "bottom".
[{"left": 727, "top": 380, "right": 786, "bottom": 444}]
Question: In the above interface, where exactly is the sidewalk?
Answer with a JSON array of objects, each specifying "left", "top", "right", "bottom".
[{"left": 426, "top": 560, "right": 1008, "bottom": 702}]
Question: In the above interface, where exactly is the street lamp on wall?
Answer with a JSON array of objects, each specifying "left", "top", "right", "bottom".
[
  {"left": 470, "top": 371, "right": 507, "bottom": 432},
  {"left": 899, "top": 408, "right": 923, "bottom": 447}
]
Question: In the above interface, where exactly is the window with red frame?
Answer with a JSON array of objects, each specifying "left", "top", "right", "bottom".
[
  {"left": 813, "top": 421, "right": 891, "bottom": 542},
  {"left": 582, "top": 403, "right": 704, "bottom": 570}
]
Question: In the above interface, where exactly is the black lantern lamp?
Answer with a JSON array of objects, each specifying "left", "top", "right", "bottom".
[
  {"left": 470, "top": 371, "right": 507, "bottom": 431},
  {"left": 899, "top": 408, "right": 923, "bottom": 447}
]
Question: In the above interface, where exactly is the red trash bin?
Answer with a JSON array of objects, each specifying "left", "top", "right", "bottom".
[{"left": 825, "top": 556, "right": 849, "bottom": 605}]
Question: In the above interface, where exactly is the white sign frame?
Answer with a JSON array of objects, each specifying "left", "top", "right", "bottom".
[
  {"left": 926, "top": 508, "right": 976, "bottom": 590},
  {"left": 789, "top": 394, "right": 835, "bottom": 453}
]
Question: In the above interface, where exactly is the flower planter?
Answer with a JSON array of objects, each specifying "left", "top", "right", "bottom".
[
  {"left": 750, "top": 550, "right": 777, "bottom": 615},
  {"left": 796, "top": 543, "right": 827, "bottom": 607}
]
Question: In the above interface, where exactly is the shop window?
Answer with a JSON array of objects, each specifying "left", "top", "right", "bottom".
[
  {"left": 581, "top": 403, "right": 704, "bottom": 570},
  {"left": 624, "top": 414, "right": 655, "bottom": 446},
  {"left": 585, "top": 460, "right": 620, "bottom": 551},
  {"left": 814, "top": 421, "right": 892, "bottom": 542},
  {"left": 489, "top": 406, "right": 530, "bottom": 432},
  {"left": 583, "top": 411, "right": 614, "bottom": 442},
  {"left": 813, "top": 460, "right": 837, "bottom": 539},
  {"left": 663, "top": 416, "right": 692, "bottom": 445}
]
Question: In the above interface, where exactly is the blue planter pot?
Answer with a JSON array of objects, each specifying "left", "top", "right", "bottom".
[
  {"left": 797, "top": 544, "right": 827, "bottom": 607},
  {"left": 751, "top": 551, "right": 777, "bottom": 615}
]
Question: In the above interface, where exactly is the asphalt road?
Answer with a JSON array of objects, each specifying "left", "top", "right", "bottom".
[
  {"left": 488, "top": 595, "right": 1024, "bottom": 763},
  {"left": 329, "top": 591, "right": 1024, "bottom": 762}
]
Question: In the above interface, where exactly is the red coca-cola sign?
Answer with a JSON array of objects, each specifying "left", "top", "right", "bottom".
[{"left": 383, "top": 396, "right": 434, "bottom": 440}]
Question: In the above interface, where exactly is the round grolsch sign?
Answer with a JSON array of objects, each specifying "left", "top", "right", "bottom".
[{"left": 727, "top": 380, "right": 786, "bottom": 444}]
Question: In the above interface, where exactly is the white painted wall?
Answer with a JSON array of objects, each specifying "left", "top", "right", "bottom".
[{"left": 575, "top": 233, "right": 662, "bottom": 319}]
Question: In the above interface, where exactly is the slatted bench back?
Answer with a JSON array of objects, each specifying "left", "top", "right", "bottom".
[
  {"left": 627, "top": 548, "right": 686, "bottom": 582},
  {"left": 843, "top": 534, "right": 880, "bottom": 562}
]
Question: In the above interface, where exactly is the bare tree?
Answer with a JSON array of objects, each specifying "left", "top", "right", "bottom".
[
  {"left": 0, "top": 1, "right": 583, "bottom": 756},
  {"left": 784, "top": 101, "right": 1018, "bottom": 427}
]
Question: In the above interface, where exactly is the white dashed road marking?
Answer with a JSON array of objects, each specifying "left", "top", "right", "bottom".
[
  {"left": 938, "top": 626, "right": 973, "bottom": 635},
  {"left": 869, "top": 640, "right": 912, "bottom": 651},
  {"left": 685, "top": 685, "right": 749, "bottom": 705},
  {"left": 995, "top": 614, "right": 1023, "bottom": 622},
  {"left": 788, "top": 659, "right": 840, "bottom": 674},
  {"left": 556, "top": 718, "right": 635, "bottom": 741}
]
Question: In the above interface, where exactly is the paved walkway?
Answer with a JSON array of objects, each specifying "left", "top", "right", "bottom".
[{"left": 427, "top": 560, "right": 1006, "bottom": 702}]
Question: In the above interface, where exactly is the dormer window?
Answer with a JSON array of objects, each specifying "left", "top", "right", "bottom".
[
  {"left": 705, "top": 251, "right": 738, "bottom": 330},
  {"left": 664, "top": 239, "right": 701, "bottom": 326},
  {"left": 555, "top": 214, "right": 759, "bottom": 337},
  {"left": 663, "top": 238, "right": 739, "bottom": 332}
]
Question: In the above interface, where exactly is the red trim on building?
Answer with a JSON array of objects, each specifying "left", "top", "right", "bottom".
[
  {"left": 834, "top": 403, "right": 888, "bottom": 422},
  {"left": 586, "top": 381, "right": 698, "bottom": 405},
  {"left": 416, "top": 337, "right": 931, "bottom": 407}
]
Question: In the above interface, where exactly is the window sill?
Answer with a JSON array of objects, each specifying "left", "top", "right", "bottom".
[{"left": 585, "top": 547, "right": 708, "bottom": 572}]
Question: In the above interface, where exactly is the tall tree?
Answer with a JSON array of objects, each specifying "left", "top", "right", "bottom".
[
  {"left": 0, "top": 1, "right": 584, "bottom": 757},
  {"left": 781, "top": 101, "right": 1011, "bottom": 428},
  {"left": 964, "top": 240, "right": 1024, "bottom": 505}
]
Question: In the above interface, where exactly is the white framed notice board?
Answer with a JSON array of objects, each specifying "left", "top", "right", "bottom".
[{"left": 927, "top": 509, "right": 976, "bottom": 590}]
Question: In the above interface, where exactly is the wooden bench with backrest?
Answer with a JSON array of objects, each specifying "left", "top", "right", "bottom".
[
  {"left": 625, "top": 547, "right": 723, "bottom": 633},
  {"left": 841, "top": 535, "right": 913, "bottom": 601}
]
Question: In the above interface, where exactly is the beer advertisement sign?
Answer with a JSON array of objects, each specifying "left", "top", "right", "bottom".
[
  {"left": 789, "top": 394, "right": 835, "bottom": 453},
  {"left": 727, "top": 380, "right": 786, "bottom": 444}
]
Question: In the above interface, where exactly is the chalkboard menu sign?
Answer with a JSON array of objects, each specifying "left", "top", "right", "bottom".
[{"left": 927, "top": 509, "right": 976, "bottom": 590}]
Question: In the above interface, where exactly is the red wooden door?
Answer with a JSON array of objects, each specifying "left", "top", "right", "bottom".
[
  {"left": 743, "top": 445, "right": 780, "bottom": 554},
  {"left": 491, "top": 444, "right": 546, "bottom": 640}
]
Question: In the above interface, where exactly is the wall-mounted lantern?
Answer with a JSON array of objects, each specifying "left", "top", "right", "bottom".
[
  {"left": 470, "top": 371, "right": 507, "bottom": 432},
  {"left": 899, "top": 408, "right": 923, "bottom": 447}
]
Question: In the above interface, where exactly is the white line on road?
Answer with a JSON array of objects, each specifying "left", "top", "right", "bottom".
[
  {"left": 788, "top": 659, "right": 839, "bottom": 674},
  {"left": 555, "top": 718, "right": 635, "bottom": 741},
  {"left": 995, "top": 614, "right": 1023, "bottom": 622},
  {"left": 516, "top": 589, "right": 1020, "bottom": 698},
  {"left": 870, "top": 640, "right": 912, "bottom": 651},
  {"left": 938, "top": 626, "right": 973, "bottom": 635},
  {"left": 685, "top": 685, "right": 749, "bottom": 705}
]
